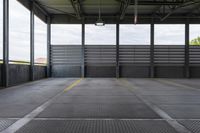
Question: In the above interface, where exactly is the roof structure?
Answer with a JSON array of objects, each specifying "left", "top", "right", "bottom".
[{"left": 18, "top": 0, "right": 200, "bottom": 24}]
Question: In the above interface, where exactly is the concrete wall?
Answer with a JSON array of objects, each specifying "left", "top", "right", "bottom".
[
  {"left": 154, "top": 66, "right": 185, "bottom": 78},
  {"left": 0, "top": 64, "right": 47, "bottom": 87},
  {"left": 86, "top": 66, "right": 116, "bottom": 77},
  {"left": 120, "top": 66, "right": 150, "bottom": 78},
  {"left": 52, "top": 65, "right": 81, "bottom": 77},
  {"left": 190, "top": 66, "right": 200, "bottom": 78},
  {"left": 9, "top": 64, "right": 30, "bottom": 86},
  {"left": 0, "top": 64, "right": 2, "bottom": 87},
  {"left": 34, "top": 66, "right": 47, "bottom": 80}
]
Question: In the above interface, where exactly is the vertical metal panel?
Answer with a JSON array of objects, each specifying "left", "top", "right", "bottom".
[
  {"left": 81, "top": 22, "right": 85, "bottom": 78},
  {"left": 47, "top": 16, "right": 51, "bottom": 77},
  {"left": 8, "top": 64, "right": 30, "bottom": 86},
  {"left": 34, "top": 66, "right": 47, "bottom": 80},
  {"left": 116, "top": 23, "right": 119, "bottom": 78},
  {"left": 185, "top": 23, "right": 190, "bottom": 78},
  {"left": 30, "top": 1, "right": 34, "bottom": 81},
  {"left": 155, "top": 66, "right": 185, "bottom": 78},
  {"left": 150, "top": 23, "right": 154, "bottom": 78},
  {"left": 2, "top": 0, "right": 9, "bottom": 87}
]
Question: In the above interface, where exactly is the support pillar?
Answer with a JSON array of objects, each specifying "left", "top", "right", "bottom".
[
  {"left": 185, "top": 23, "right": 190, "bottom": 78},
  {"left": 30, "top": 2, "right": 34, "bottom": 81},
  {"left": 2, "top": 0, "right": 9, "bottom": 87},
  {"left": 47, "top": 16, "right": 51, "bottom": 77},
  {"left": 150, "top": 23, "right": 155, "bottom": 78},
  {"left": 116, "top": 23, "right": 120, "bottom": 78},
  {"left": 81, "top": 22, "right": 85, "bottom": 78}
]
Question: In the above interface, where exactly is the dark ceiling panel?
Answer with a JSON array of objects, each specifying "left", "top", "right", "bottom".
[{"left": 18, "top": 0, "right": 200, "bottom": 24}]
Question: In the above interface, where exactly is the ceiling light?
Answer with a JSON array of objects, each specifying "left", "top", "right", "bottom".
[
  {"left": 95, "top": 18, "right": 105, "bottom": 26},
  {"left": 95, "top": 0, "right": 105, "bottom": 26}
]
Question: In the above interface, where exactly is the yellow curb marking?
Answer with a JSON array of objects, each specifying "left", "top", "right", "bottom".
[{"left": 63, "top": 78, "right": 83, "bottom": 93}]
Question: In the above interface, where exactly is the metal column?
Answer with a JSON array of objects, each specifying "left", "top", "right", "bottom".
[
  {"left": 81, "top": 22, "right": 85, "bottom": 78},
  {"left": 185, "top": 23, "right": 190, "bottom": 78},
  {"left": 150, "top": 23, "right": 155, "bottom": 78},
  {"left": 116, "top": 23, "right": 120, "bottom": 78},
  {"left": 30, "top": 2, "right": 34, "bottom": 81},
  {"left": 47, "top": 16, "right": 51, "bottom": 77},
  {"left": 2, "top": 0, "right": 9, "bottom": 87}
]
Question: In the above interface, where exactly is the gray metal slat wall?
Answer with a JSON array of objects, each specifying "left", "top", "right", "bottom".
[
  {"left": 154, "top": 45, "right": 185, "bottom": 78},
  {"left": 51, "top": 45, "right": 82, "bottom": 77},
  {"left": 189, "top": 46, "right": 200, "bottom": 78},
  {"left": 85, "top": 45, "right": 116, "bottom": 77},
  {"left": 50, "top": 44, "right": 200, "bottom": 78},
  {"left": 119, "top": 45, "right": 150, "bottom": 77}
]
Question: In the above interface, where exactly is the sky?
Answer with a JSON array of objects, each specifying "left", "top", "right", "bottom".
[{"left": 0, "top": 0, "right": 200, "bottom": 61}]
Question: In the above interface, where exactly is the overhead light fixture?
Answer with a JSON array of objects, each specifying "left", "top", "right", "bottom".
[
  {"left": 95, "top": 0, "right": 105, "bottom": 26},
  {"left": 95, "top": 18, "right": 105, "bottom": 26},
  {"left": 134, "top": 0, "right": 138, "bottom": 24}
]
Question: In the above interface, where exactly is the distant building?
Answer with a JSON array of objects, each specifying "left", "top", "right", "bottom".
[{"left": 35, "top": 58, "right": 47, "bottom": 64}]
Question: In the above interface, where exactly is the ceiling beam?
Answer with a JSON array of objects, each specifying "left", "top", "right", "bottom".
[
  {"left": 119, "top": 0, "right": 130, "bottom": 20},
  {"left": 70, "top": 0, "right": 83, "bottom": 20},
  {"left": 161, "top": 0, "right": 200, "bottom": 21},
  {"left": 186, "top": 3, "right": 200, "bottom": 15},
  {"left": 33, "top": 0, "right": 49, "bottom": 16},
  {"left": 129, "top": 0, "right": 184, "bottom": 5}
]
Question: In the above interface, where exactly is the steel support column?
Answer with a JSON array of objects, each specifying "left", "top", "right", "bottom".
[
  {"left": 47, "top": 16, "right": 51, "bottom": 77},
  {"left": 185, "top": 23, "right": 190, "bottom": 78},
  {"left": 81, "top": 22, "right": 85, "bottom": 78},
  {"left": 150, "top": 23, "right": 155, "bottom": 78},
  {"left": 2, "top": 0, "right": 9, "bottom": 87},
  {"left": 30, "top": 2, "right": 34, "bottom": 81},
  {"left": 116, "top": 23, "right": 120, "bottom": 78}
]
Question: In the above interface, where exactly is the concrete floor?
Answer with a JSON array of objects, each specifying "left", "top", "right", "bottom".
[{"left": 0, "top": 78, "right": 200, "bottom": 133}]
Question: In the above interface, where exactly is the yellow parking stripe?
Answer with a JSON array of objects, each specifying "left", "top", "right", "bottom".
[{"left": 63, "top": 78, "right": 83, "bottom": 93}]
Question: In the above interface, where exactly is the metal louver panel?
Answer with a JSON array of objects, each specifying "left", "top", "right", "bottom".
[
  {"left": 119, "top": 45, "right": 150, "bottom": 66},
  {"left": 190, "top": 46, "right": 200, "bottom": 66},
  {"left": 154, "top": 45, "right": 185, "bottom": 66},
  {"left": 85, "top": 45, "right": 116, "bottom": 66},
  {"left": 51, "top": 45, "right": 81, "bottom": 66}
]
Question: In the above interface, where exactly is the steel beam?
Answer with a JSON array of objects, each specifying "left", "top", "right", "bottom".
[
  {"left": 116, "top": 23, "right": 120, "bottom": 78},
  {"left": 2, "top": 0, "right": 9, "bottom": 87},
  {"left": 32, "top": 0, "right": 49, "bottom": 16},
  {"left": 119, "top": 0, "right": 130, "bottom": 20},
  {"left": 186, "top": 3, "right": 200, "bottom": 15},
  {"left": 117, "top": 0, "right": 184, "bottom": 5},
  {"left": 30, "top": 1, "right": 35, "bottom": 81},
  {"left": 185, "top": 23, "right": 190, "bottom": 78},
  {"left": 81, "top": 22, "right": 85, "bottom": 78},
  {"left": 47, "top": 16, "right": 51, "bottom": 77},
  {"left": 150, "top": 23, "right": 154, "bottom": 78},
  {"left": 130, "top": 0, "right": 184, "bottom": 5},
  {"left": 160, "top": 0, "right": 200, "bottom": 21},
  {"left": 70, "top": 0, "right": 82, "bottom": 20}
]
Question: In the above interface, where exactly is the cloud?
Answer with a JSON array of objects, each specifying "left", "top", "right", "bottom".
[{"left": 155, "top": 24, "right": 185, "bottom": 45}]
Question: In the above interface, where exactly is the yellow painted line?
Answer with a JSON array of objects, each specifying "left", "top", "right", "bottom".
[
  {"left": 63, "top": 78, "right": 83, "bottom": 93},
  {"left": 156, "top": 79, "right": 197, "bottom": 90},
  {"left": 117, "top": 79, "right": 139, "bottom": 91}
]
